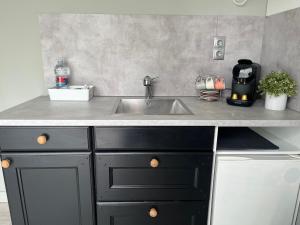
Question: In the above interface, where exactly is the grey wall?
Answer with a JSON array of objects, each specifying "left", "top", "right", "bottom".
[
  {"left": 261, "top": 7, "right": 300, "bottom": 111},
  {"left": 40, "top": 14, "right": 265, "bottom": 96},
  {"left": 261, "top": 7, "right": 300, "bottom": 148},
  {"left": 0, "top": 0, "right": 268, "bottom": 113}
]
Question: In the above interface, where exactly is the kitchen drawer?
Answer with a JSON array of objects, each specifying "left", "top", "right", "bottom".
[
  {"left": 0, "top": 127, "right": 90, "bottom": 151},
  {"left": 97, "top": 201, "right": 208, "bottom": 225},
  {"left": 94, "top": 127, "right": 215, "bottom": 151},
  {"left": 96, "top": 152, "right": 213, "bottom": 201}
]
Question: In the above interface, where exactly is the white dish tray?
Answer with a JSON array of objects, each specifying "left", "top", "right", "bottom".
[{"left": 48, "top": 85, "right": 94, "bottom": 101}]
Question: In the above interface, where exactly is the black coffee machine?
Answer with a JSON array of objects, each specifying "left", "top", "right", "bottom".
[{"left": 227, "top": 59, "right": 261, "bottom": 107}]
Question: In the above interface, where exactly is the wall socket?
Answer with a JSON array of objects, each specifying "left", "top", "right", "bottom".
[{"left": 213, "top": 36, "right": 226, "bottom": 60}]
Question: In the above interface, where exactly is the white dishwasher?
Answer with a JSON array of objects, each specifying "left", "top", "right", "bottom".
[{"left": 211, "top": 154, "right": 300, "bottom": 225}]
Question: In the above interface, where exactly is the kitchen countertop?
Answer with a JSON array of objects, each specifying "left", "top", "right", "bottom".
[{"left": 0, "top": 96, "right": 300, "bottom": 127}]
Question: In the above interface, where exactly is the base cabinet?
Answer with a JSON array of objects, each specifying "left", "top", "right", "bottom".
[
  {"left": 3, "top": 126, "right": 300, "bottom": 225},
  {"left": 2, "top": 152, "right": 94, "bottom": 225},
  {"left": 212, "top": 155, "right": 300, "bottom": 225},
  {"left": 0, "top": 126, "right": 215, "bottom": 225}
]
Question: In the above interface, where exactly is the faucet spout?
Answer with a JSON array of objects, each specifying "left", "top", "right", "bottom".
[
  {"left": 145, "top": 86, "right": 152, "bottom": 100},
  {"left": 143, "top": 75, "right": 158, "bottom": 101}
]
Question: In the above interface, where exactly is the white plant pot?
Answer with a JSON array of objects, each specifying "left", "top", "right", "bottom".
[{"left": 265, "top": 93, "right": 287, "bottom": 111}]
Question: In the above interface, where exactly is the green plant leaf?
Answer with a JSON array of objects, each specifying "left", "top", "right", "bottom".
[{"left": 258, "top": 71, "right": 297, "bottom": 97}]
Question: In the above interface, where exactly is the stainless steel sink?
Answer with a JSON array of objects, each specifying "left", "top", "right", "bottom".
[{"left": 114, "top": 98, "right": 193, "bottom": 115}]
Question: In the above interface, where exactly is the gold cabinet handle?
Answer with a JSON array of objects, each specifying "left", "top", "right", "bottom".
[
  {"left": 150, "top": 158, "right": 159, "bottom": 168},
  {"left": 37, "top": 135, "right": 48, "bottom": 145},
  {"left": 149, "top": 208, "right": 158, "bottom": 218},
  {"left": 1, "top": 159, "right": 11, "bottom": 169}
]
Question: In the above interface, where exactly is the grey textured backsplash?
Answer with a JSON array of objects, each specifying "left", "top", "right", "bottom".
[
  {"left": 261, "top": 7, "right": 300, "bottom": 112},
  {"left": 39, "top": 14, "right": 264, "bottom": 96}
]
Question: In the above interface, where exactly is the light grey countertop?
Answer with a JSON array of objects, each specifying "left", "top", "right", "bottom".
[{"left": 1, "top": 96, "right": 300, "bottom": 127}]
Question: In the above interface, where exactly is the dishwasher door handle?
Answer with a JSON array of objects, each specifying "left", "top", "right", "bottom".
[
  {"left": 218, "top": 156, "right": 253, "bottom": 161},
  {"left": 288, "top": 154, "right": 300, "bottom": 160},
  {"left": 219, "top": 155, "right": 300, "bottom": 161}
]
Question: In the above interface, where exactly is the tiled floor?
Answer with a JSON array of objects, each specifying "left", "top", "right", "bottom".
[{"left": 0, "top": 203, "right": 11, "bottom": 225}]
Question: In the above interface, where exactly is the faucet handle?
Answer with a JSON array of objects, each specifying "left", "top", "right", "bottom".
[{"left": 143, "top": 75, "right": 159, "bottom": 86}]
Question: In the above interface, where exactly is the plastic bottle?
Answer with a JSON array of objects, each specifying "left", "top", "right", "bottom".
[{"left": 54, "top": 57, "right": 70, "bottom": 88}]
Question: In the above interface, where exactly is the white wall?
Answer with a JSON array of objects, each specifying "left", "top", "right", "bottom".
[{"left": 266, "top": 0, "right": 300, "bottom": 15}]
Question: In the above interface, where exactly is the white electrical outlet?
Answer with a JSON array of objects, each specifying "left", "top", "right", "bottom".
[
  {"left": 213, "top": 36, "right": 226, "bottom": 60},
  {"left": 213, "top": 49, "right": 225, "bottom": 60}
]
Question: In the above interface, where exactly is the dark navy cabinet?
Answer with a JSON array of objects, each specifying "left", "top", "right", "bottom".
[
  {"left": 94, "top": 127, "right": 215, "bottom": 150},
  {"left": 94, "top": 127, "right": 214, "bottom": 225},
  {"left": 0, "top": 127, "right": 90, "bottom": 151},
  {"left": 1, "top": 152, "right": 94, "bottom": 225},
  {"left": 96, "top": 152, "right": 213, "bottom": 201},
  {"left": 97, "top": 202, "right": 208, "bottom": 225},
  {"left": 1, "top": 126, "right": 215, "bottom": 225}
]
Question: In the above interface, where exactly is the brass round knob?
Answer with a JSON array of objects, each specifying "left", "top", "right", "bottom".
[
  {"left": 1, "top": 159, "right": 11, "bottom": 169},
  {"left": 150, "top": 158, "right": 159, "bottom": 168},
  {"left": 149, "top": 208, "right": 158, "bottom": 218},
  {"left": 37, "top": 135, "right": 48, "bottom": 145}
]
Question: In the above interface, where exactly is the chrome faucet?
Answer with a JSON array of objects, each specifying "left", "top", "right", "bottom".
[{"left": 143, "top": 76, "right": 158, "bottom": 100}]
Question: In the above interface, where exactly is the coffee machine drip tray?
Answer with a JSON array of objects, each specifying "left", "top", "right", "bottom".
[
  {"left": 217, "top": 127, "right": 279, "bottom": 150},
  {"left": 226, "top": 98, "right": 254, "bottom": 107}
]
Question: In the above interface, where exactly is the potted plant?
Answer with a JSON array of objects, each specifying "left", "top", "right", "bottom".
[{"left": 258, "top": 71, "right": 297, "bottom": 111}]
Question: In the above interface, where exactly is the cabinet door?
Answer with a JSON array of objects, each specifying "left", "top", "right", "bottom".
[
  {"left": 2, "top": 152, "right": 94, "bottom": 225},
  {"left": 212, "top": 155, "right": 300, "bottom": 225}
]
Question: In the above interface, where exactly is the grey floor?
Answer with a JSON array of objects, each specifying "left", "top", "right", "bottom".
[{"left": 0, "top": 203, "right": 11, "bottom": 225}]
